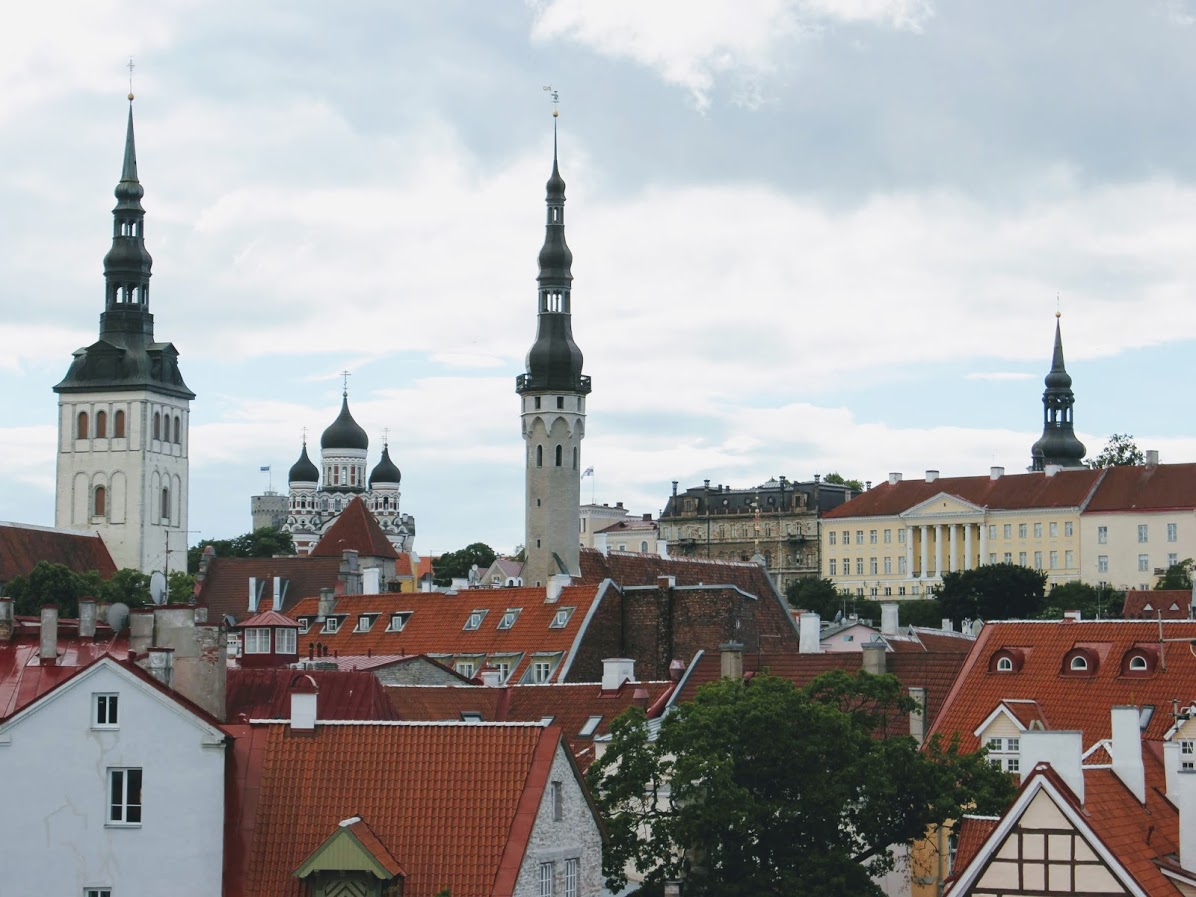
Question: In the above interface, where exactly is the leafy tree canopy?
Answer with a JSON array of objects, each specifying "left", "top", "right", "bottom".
[
  {"left": 587, "top": 672, "right": 1014, "bottom": 897},
  {"left": 936, "top": 563, "right": 1047, "bottom": 625},
  {"left": 432, "top": 542, "right": 498, "bottom": 586},
  {"left": 188, "top": 527, "right": 296, "bottom": 573},
  {"left": 1086, "top": 433, "right": 1145, "bottom": 468},
  {"left": 1156, "top": 559, "right": 1194, "bottom": 590},
  {"left": 784, "top": 578, "right": 942, "bottom": 628},
  {"left": 824, "top": 472, "right": 865, "bottom": 492},
  {"left": 1039, "top": 580, "right": 1124, "bottom": 619},
  {"left": 2, "top": 561, "right": 154, "bottom": 617}
]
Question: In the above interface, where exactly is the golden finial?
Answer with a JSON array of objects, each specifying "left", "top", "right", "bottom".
[
  {"left": 127, "top": 57, "right": 135, "bottom": 102},
  {"left": 543, "top": 84, "right": 560, "bottom": 117},
  {"left": 1056, "top": 293, "right": 1061, "bottom": 319}
]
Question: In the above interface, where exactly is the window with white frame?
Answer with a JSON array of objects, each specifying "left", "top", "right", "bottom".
[
  {"left": 829, "top": 531, "right": 836, "bottom": 545},
  {"left": 298, "top": 618, "right": 310, "bottom": 634},
  {"left": 1139, "top": 554, "right": 1150, "bottom": 572},
  {"left": 386, "top": 612, "right": 411, "bottom": 632},
  {"left": 1169, "top": 523, "right": 1179, "bottom": 543},
  {"left": 1182, "top": 740, "right": 1195, "bottom": 770},
  {"left": 243, "top": 628, "right": 271, "bottom": 654},
  {"left": 1003, "top": 552, "right": 1012, "bottom": 564},
  {"left": 985, "top": 736, "right": 1021, "bottom": 772},
  {"left": 323, "top": 617, "right": 341, "bottom": 634},
  {"left": 108, "top": 768, "right": 143, "bottom": 825},
  {"left": 564, "top": 858, "right": 579, "bottom": 897},
  {"left": 988, "top": 553, "right": 998, "bottom": 564},
  {"left": 1169, "top": 553, "right": 1179, "bottom": 568},
  {"left": 828, "top": 559, "right": 837, "bottom": 576},
  {"left": 1034, "top": 522, "right": 1043, "bottom": 538},
  {"left": 989, "top": 525, "right": 998, "bottom": 539},
  {"left": 884, "top": 529, "right": 892, "bottom": 543},
  {"left": 498, "top": 608, "right": 521, "bottom": 630},
  {"left": 551, "top": 780, "right": 563, "bottom": 820},
  {"left": 1065, "top": 550, "right": 1074, "bottom": 568},
  {"left": 85, "top": 889, "right": 112, "bottom": 897},
  {"left": 898, "top": 557, "right": 907, "bottom": 574},
  {"left": 1098, "top": 555, "right": 1109, "bottom": 573},
  {"left": 883, "top": 557, "right": 892, "bottom": 574},
  {"left": 464, "top": 609, "right": 487, "bottom": 631},
  {"left": 549, "top": 607, "right": 575, "bottom": 629},
  {"left": 93, "top": 693, "right": 119, "bottom": 728},
  {"left": 354, "top": 614, "right": 377, "bottom": 633},
  {"left": 539, "top": 862, "right": 554, "bottom": 897},
  {"left": 1098, "top": 526, "right": 1108, "bottom": 544},
  {"left": 1049, "top": 522, "right": 1058, "bottom": 537},
  {"left": 869, "top": 558, "right": 878, "bottom": 575},
  {"left": 1018, "top": 523, "right": 1027, "bottom": 538},
  {"left": 898, "top": 529, "right": 906, "bottom": 543},
  {"left": 1003, "top": 524, "right": 1012, "bottom": 539},
  {"left": 1049, "top": 551, "right": 1058, "bottom": 569},
  {"left": 276, "top": 628, "right": 296, "bottom": 654},
  {"left": 1034, "top": 551, "right": 1043, "bottom": 569},
  {"left": 842, "top": 530, "right": 850, "bottom": 545},
  {"left": 1064, "top": 521, "right": 1073, "bottom": 537},
  {"left": 1139, "top": 524, "right": 1149, "bottom": 543},
  {"left": 494, "top": 661, "right": 511, "bottom": 682},
  {"left": 532, "top": 660, "right": 553, "bottom": 683},
  {"left": 455, "top": 660, "right": 477, "bottom": 678},
  {"left": 856, "top": 530, "right": 864, "bottom": 544},
  {"left": 1018, "top": 551, "right": 1027, "bottom": 566},
  {"left": 856, "top": 558, "right": 864, "bottom": 575},
  {"left": 996, "top": 657, "right": 1013, "bottom": 672},
  {"left": 869, "top": 530, "right": 877, "bottom": 544}
]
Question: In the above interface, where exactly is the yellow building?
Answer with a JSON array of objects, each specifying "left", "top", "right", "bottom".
[{"left": 820, "top": 466, "right": 1104, "bottom": 598}]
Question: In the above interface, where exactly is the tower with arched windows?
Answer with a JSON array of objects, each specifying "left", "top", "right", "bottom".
[
  {"left": 53, "top": 99, "right": 194, "bottom": 574},
  {"left": 516, "top": 114, "right": 590, "bottom": 585}
]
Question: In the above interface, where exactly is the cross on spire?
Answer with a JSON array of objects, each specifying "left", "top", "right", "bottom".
[
  {"left": 341, "top": 370, "right": 351, "bottom": 396},
  {"left": 127, "top": 57, "right": 135, "bottom": 101},
  {"left": 382, "top": 426, "right": 390, "bottom": 446},
  {"left": 301, "top": 426, "right": 308, "bottom": 444}
]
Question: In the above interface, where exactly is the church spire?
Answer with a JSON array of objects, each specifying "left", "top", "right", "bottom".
[
  {"left": 1030, "top": 312, "right": 1086, "bottom": 470},
  {"left": 101, "top": 95, "right": 154, "bottom": 342}
]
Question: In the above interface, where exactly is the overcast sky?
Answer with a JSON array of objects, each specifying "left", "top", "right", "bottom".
[{"left": 3, "top": 0, "right": 1196, "bottom": 556}]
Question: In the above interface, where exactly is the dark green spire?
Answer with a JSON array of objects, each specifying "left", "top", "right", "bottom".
[{"left": 1030, "top": 313, "right": 1085, "bottom": 470}]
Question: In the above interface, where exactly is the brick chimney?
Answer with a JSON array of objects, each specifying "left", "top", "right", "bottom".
[
  {"left": 1020, "top": 730, "right": 1084, "bottom": 802},
  {"left": 719, "top": 642, "right": 744, "bottom": 680},
  {"left": 290, "top": 675, "right": 319, "bottom": 731},
  {"left": 78, "top": 598, "right": 97, "bottom": 639},
  {"left": 1109, "top": 706, "right": 1145, "bottom": 803},
  {"left": 798, "top": 612, "right": 820, "bottom": 654},
  {"left": 39, "top": 605, "right": 58, "bottom": 665},
  {"left": 0, "top": 597, "right": 14, "bottom": 641}
]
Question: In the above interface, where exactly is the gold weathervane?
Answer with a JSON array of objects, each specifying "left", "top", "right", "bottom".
[
  {"left": 127, "top": 57, "right": 135, "bottom": 101},
  {"left": 543, "top": 84, "right": 560, "bottom": 117}
]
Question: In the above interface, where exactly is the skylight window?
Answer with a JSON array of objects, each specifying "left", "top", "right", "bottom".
[
  {"left": 461, "top": 711, "right": 483, "bottom": 723},
  {"left": 323, "top": 616, "right": 343, "bottom": 634},
  {"left": 354, "top": 614, "right": 378, "bottom": 633},
  {"left": 498, "top": 608, "right": 522, "bottom": 630},
  {"left": 579, "top": 715, "right": 602, "bottom": 737},
  {"left": 549, "top": 607, "right": 575, "bottom": 629},
  {"left": 386, "top": 612, "right": 411, "bottom": 632},
  {"left": 464, "top": 609, "right": 488, "bottom": 631}
]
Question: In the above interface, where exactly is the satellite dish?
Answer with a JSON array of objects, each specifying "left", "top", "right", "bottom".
[
  {"left": 149, "top": 571, "right": 167, "bottom": 605},
  {"left": 106, "top": 602, "right": 130, "bottom": 632},
  {"left": 833, "top": 610, "right": 844, "bottom": 623}
]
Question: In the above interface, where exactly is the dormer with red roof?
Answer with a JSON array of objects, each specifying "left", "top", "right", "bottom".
[{"left": 233, "top": 610, "right": 300, "bottom": 668}]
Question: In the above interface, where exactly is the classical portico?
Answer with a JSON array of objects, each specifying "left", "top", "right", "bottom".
[{"left": 905, "top": 519, "right": 987, "bottom": 580}]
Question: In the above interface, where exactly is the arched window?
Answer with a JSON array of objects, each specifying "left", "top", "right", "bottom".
[
  {"left": 1129, "top": 655, "right": 1148, "bottom": 671},
  {"left": 1069, "top": 655, "right": 1088, "bottom": 671},
  {"left": 555, "top": 445, "right": 563, "bottom": 467},
  {"left": 173, "top": 415, "right": 181, "bottom": 444},
  {"left": 94, "top": 485, "right": 106, "bottom": 517},
  {"left": 996, "top": 657, "right": 1013, "bottom": 672},
  {"left": 641, "top": 541, "right": 649, "bottom": 553},
  {"left": 161, "top": 487, "right": 170, "bottom": 522},
  {"left": 77, "top": 411, "right": 89, "bottom": 439},
  {"left": 536, "top": 445, "right": 543, "bottom": 468},
  {"left": 153, "top": 412, "right": 161, "bottom": 441},
  {"left": 113, "top": 409, "right": 126, "bottom": 438},
  {"left": 95, "top": 410, "right": 107, "bottom": 438},
  {"left": 573, "top": 446, "right": 578, "bottom": 469}
]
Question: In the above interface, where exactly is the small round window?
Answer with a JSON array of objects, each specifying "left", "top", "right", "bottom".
[
  {"left": 1070, "top": 655, "right": 1088, "bottom": 671},
  {"left": 1128, "top": 655, "right": 1148, "bottom": 671},
  {"left": 996, "top": 657, "right": 1013, "bottom": 672}
]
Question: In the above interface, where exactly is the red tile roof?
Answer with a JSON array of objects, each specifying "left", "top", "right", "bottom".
[
  {"left": 226, "top": 668, "right": 399, "bottom": 722},
  {"left": 582, "top": 548, "right": 781, "bottom": 599},
  {"left": 0, "top": 521, "right": 117, "bottom": 583},
  {"left": 950, "top": 815, "right": 999, "bottom": 875},
  {"left": 225, "top": 721, "right": 566, "bottom": 897},
  {"left": 236, "top": 610, "right": 300, "bottom": 629},
  {"left": 0, "top": 624, "right": 129, "bottom": 718},
  {"left": 290, "top": 584, "right": 605, "bottom": 683},
  {"left": 822, "top": 468, "right": 1104, "bottom": 519},
  {"left": 1084, "top": 462, "right": 1196, "bottom": 512},
  {"left": 196, "top": 555, "right": 342, "bottom": 623},
  {"left": 930, "top": 619, "right": 1196, "bottom": 752},
  {"left": 1123, "top": 590, "right": 1192, "bottom": 620},
  {"left": 310, "top": 496, "right": 398, "bottom": 559}
]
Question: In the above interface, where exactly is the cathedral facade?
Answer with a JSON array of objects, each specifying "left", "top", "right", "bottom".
[{"left": 282, "top": 392, "right": 414, "bottom": 555}]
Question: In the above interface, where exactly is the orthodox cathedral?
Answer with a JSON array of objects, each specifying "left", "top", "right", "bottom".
[{"left": 281, "top": 394, "right": 414, "bottom": 556}]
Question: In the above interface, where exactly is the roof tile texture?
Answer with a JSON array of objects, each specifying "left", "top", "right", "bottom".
[
  {"left": 0, "top": 522, "right": 117, "bottom": 582},
  {"left": 1085, "top": 462, "right": 1196, "bottom": 512},
  {"left": 310, "top": 496, "right": 398, "bottom": 559},
  {"left": 197, "top": 556, "right": 341, "bottom": 623},
  {"left": 226, "top": 668, "right": 399, "bottom": 722}
]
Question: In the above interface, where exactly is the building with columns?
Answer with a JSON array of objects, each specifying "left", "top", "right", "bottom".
[
  {"left": 820, "top": 466, "right": 1103, "bottom": 598},
  {"left": 53, "top": 100, "right": 194, "bottom": 574},
  {"left": 516, "top": 114, "right": 590, "bottom": 587}
]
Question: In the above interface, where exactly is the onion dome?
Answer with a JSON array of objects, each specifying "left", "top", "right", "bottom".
[
  {"left": 369, "top": 444, "right": 401, "bottom": 487},
  {"left": 1030, "top": 313, "right": 1086, "bottom": 470},
  {"left": 321, "top": 392, "right": 369, "bottom": 451},
  {"left": 288, "top": 441, "right": 319, "bottom": 483}
]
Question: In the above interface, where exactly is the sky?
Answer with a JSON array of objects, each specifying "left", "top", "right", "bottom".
[{"left": 3, "top": 0, "right": 1196, "bottom": 557}]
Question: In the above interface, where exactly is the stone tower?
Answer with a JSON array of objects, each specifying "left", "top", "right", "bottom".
[
  {"left": 53, "top": 99, "right": 194, "bottom": 574},
  {"left": 516, "top": 115, "right": 591, "bottom": 585},
  {"left": 1030, "top": 313, "right": 1086, "bottom": 471}
]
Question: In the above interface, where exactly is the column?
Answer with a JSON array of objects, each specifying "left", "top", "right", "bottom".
[
  {"left": 919, "top": 525, "right": 929, "bottom": 579},
  {"left": 935, "top": 524, "right": 945, "bottom": 579},
  {"left": 979, "top": 521, "right": 988, "bottom": 566},
  {"left": 964, "top": 523, "right": 974, "bottom": 572},
  {"left": 906, "top": 527, "right": 914, "bottom": 582},
  {"left": 949, "top": 524, "right": 959, "bottom": 573}
]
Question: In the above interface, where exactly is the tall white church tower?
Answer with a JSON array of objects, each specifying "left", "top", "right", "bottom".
[
  {"left": 516, "top": 111, "right": 590, "bottom": 585},
  {"left": 53, "top": 98, "right": 194, "bottom": 574}
]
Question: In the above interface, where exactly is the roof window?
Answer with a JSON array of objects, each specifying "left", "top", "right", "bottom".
[
  {"left": 386, "top": 612, "right": 411, "bottom": 632},
  {"left": 464, "top": 609, "right": 488, "bottom": 631},
  {"left": 354, "top": 613, "right": 378, "bottom": 633},
  {"left": 1061, "top": 647, "right": 1098, "bottom": 676},
  {"left": 988, "top": 648, "right": 1024, "bottom": 673},
  {"left": 549, "top": 607, "right": 575, "bottom": 629},
  {"left": 498, "top": 608, "right": 521, "bottom": 630},
  {"left": 579, "top": 715, "right": 602, "bottom": 737}
]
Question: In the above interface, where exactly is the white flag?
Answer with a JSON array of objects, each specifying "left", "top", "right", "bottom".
[{"left": 582, "top": 467, "right": 594, "bottom": 477}]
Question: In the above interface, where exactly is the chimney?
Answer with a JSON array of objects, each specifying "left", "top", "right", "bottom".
[
  {"left": 719, "top": 642, "right": 744, "bottom": 680},
  {"left": 941, "top": 618, "right": 954, "bottom": 632},
  {"left": 880, "top": 602, "right": 899, "bottom": 636},
  {"left": 799, "top": 612, "right": 821, "bottom": 654},
  {"left": 1020, "top": 730, "right": 1084, "bottom": 802},
  {"left": 908, "top": 687, "right": 927, "bottom": 745},
  {"left": 1062, "top": 610, "right": 1081, "bottom": 622},
  {"left": 658, "top": 575, "right": 676, "bottom": 590},
  {"left": 78, "top": 598, "right": 97, "bottom": 639},
  {"left": 339, "top": 550, "right": 362, "bottom": 595},
  {"left": 147, "top": 647, "right": 175, "bottom": 689},
  {"left": 273, "top": 576, "right": 284, "bottom": 611},
  {"left": 925, "top": 470, "right": 939, "bottom": 483},
  {"left": 363, "top": 567, "right": 381, "bottom": 595},
  {"left": 671, "top": 480, "right": 678, "bottom": 497},
  {"left": 317, "top": 589, "right": 336, "bottom": 620},
  {"left": 1146, "top": 449, "right": 1160, "bottom": 467},
  {"left": 0, "top": 597, "right": 13, "bottom": 642},
  {"left": 861, "top": 641, "right": 887, "bottom": 675},
  {"left": 129, "top": 608, "right": 154, "bottom": 655},
  {"left": 248, "top": 577, "right": 258, "bottom": 613},
  {"left": 546, "top": 572, "right": 571, "bottom": 603},
  {"left": 669, "top": 658, "right": 686, "bottom": 681},
  {"left": 602, "top": 658, "right": 636, "bottom": 691},
  {"left": 480, "top": 666, "right": 504, "bottom": 687},
  {"left": 39, "top": 605, "right": 59, "bottom": 665},
  {"left": 643, "top": 513, "right": 652, "bottom": 521},
  {"left": 1178, "top": 769, "right": 1196, "bottom": 873},
  {"left": 888, "top": 472, "right": 903, "bottom": 485},
  {"left": 865, "top": 480, "right": 872, "bottom": 491},
  {"left": 990, "top": 466, "right": 1004, "bottom": 480},
  {"left": 633, "top": 686, "right": 650, "bottom": 710},
  {"left": 289, "top": 675, "right": 319, "bottom": 731},
  {"left": 1109, "top": 706, "right": 1145, "bottom": 803}
]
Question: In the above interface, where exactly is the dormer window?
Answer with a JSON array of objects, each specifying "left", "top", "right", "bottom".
[
  {"left": 1069, "top": 656, "right": 1088, "bottom": 671},
  {"left": 498, "top": 608, "right": 521, "bottom": 630},
  {"left": 1129, "top": 656, "right": 1148, "bottom": 671},
  {"left": 988, "top": 648, "right": 1024, "bottom": 673},
  {"left": 323, "top": 617, "right": 341, "bottom": 634},
  {"left": 549, "top": 607, "right": 575, "bottom": 629},
  {"left": 298, "top": 618, "right": 310, "bottom": 634},
  {"left": 354, "top": 614, "right": 378, "bottom": 633},
  {"left": 244, "top": 628, "right": 271, "bottom": 654},
  {"left": 1121, "top": 647, "right": 1157, "bottom": 676},
  {"left": 464, "top": 610, "right": 488, "bottom": 631},
  {"left": 386, "top": 612, "right": 411, "bottom": 632},
  {"left": 996, "top": 657, "right": 1013, "bottom": 672},
  {"left": 1062, "top": 647, "right": 1098, "bottom": 676}
]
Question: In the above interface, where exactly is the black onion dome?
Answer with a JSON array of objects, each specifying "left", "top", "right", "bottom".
[
  {"left": 321, "top": 394, "right": 369, "bottom": 451},
  {"left": 525, "top": 317, "right": 585, "bottom": 389},
  {"left": 288, "top": 442, "right": 319, "bottom": 483},
  {"left": 369, "top": 444, "right": 401, "bottom": 486}
]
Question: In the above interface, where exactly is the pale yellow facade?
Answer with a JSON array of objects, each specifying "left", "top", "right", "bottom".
[
  {"left": 1080, "top": 509, "right": 1196, "bottom": 591},
  {"left": 822, "top": 497, "right": 1084, "bottom": 598}
]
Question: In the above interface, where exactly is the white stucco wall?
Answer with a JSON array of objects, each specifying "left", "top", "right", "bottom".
[
  {"left": 513, "top": 742, "right": 605, "bottom": 897},
  {"left": 0, "top": 660, "right": 225, "bottom": 896}
]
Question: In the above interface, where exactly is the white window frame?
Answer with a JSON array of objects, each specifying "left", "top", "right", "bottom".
[
  {"left": 1182, "top": 739, "right": 1195, "bottom": 770},
  {"left": 1049, "top": 522, "right": 1059, "bottom": 537},
  {"left": 107, "top": 767, "right": 143, "bottom": 826},
  {"left": 1139, "top": 554, "right": 1150, "bottom": 572},
  {"left": 539, "top": 861, "right": 554, "bottom": 897},
  {"left": 455, "top": 660, "right": 477, "bottom": 678},
  {"left": 85, "top": 889, "right": 112, "bottom": 897},
  {"left": 498, "top": 608, "right": 521, "bottom": 630},
  {"left": 354, "top": 614, "right": 377, "bottom": 633},
  {"left": 93, "top": 693, "right": 119, "bottom": 729},
  {"left": 1070, "top": 655, "right": 1088, "bottom": 671},
  {"left": 549, "top": 607, "right": 575, "bottom": 629},
  {"left": 275, "top": 628, "right": 296, "bottom": 654},
  {"left": 323, "top": 617, "right": 341, "bottom": 634},
  {"left": 532, "top": 660, "right": 553, "bottom": 683},
  {"left": 1129, "top": 655, "right": 1148, "bottom": 671},
  {"left": 1098, "top": 525, "right": 1108, "bottom": 544},
  {"left": 464, "top": 609, "right": 487, "bottom": 631},
  {"left": 244, "top": 628, "right": 271, "bottom": 654},
  {"left": 996, "top": 657, "right": 1013, "bottom": 672},
  {"left": 298, "top": 618, "right": 310, "bottom": 634},
  {"left": 564, "top": 858, "right": 579, "bottom": 897},
  {"left": 1169, "top": 523, "right": 1179, "bottom": 543},
  {"left": 386, "top": 612, "right": 411, "bottom": 632},
  {"left": 1139, "top": 524, "right": 1149, "bottom": 543},
  {"left": 1098, "top": 555, "right": 1109, "bottom": 573}
]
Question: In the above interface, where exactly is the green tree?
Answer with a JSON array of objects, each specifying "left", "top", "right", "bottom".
[
  {"left": 188, "top": 527, "right": 296, "bottom": 573},
  {"left": 824, "top": 472, "right": 865, "bottom": 492},
  {"left": 1039, "top": 580, "right": 1123, "bottom": 619},
  {"left": 432, "top": 542, "right": 498, "bottom": 587},
  {"left": 1155, "top": 558, "right": 1194, "bottom": 590},
  {"left": 1086, "top": 433, "right": 1145, "bottom": 468},
  {"left": 167, "top": 570, "right": 197, "bottom": 603},
  {"left": 588, "top": 672, "right": 1015, "bottom": 897},
  {"left": 5, "top": 562, "right": 97, "bottom": 617},
  {"left": 936, "top": 563, "right": 1047, "bottom": 625},
  {"left": 100, "top": 568, "right": 150, "bottom": 606},
  {"left": 784, "top": 576, "right": 846, "bottom": 614}
]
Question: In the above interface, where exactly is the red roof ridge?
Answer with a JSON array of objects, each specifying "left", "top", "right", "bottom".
[{"left": 310, "top": 496, "right": 399, "bottom": 560}]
